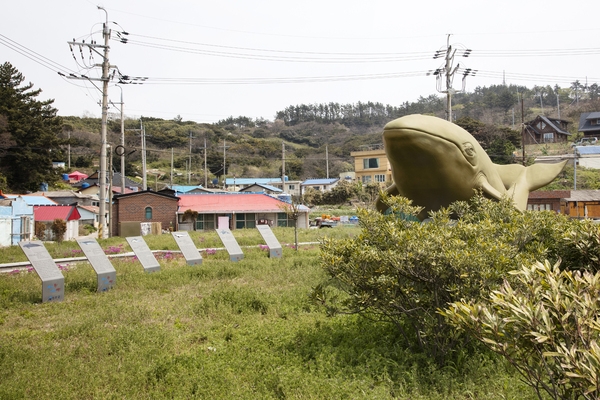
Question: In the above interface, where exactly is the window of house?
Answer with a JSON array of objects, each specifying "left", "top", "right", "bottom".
[
  {"left": 363, "top": 158, "right": 379, "bottom": 169},
  {"left": 528, "top": 204, "right": 552, "bottom": 211},
  {"left": 277, "top": 212, "right": 296, "bottom": 228},
  {"left": 145, "top": 207, "right": 152, "bottom": 219},
  {"left": 196, "top": 214, "right": 215, "bottom": 231},
  {"left": 375, "top": 174, "right": 386, "bottom": 183},
  {"left": 20, "top": 216, "right": 31, "bottom": 238},
  {"left": 235, "top": 213, "right": 256, "bottom": 229},
  {"left": 362, "top": 175, "right": 372, "bottom": 183},
  {"left": 288, "top": 184, "right": 295, "bottom": 190},
  {"left": 543, "top": 132, "right": 554, "bottom": 142}
]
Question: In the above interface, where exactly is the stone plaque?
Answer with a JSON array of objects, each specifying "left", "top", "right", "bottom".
[
  {"left": 126, "top": 236, "right": 160, "bottom": 273},
  {"left": 171, "top": 231, "right": 202, "bottom": 265},
  {"left": 19, "top": 241, "right": 64, "bottom": 303},
  {"left": 76, "top": 238, "right": 117, "bottom": 292},
  {"left": 216, "top": 228, "right": 244, "bottom": 262},
  {"left": 257, "top": 225, "right": 282, "bottom": 258}
]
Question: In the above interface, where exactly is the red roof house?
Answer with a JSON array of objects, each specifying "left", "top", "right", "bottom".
[
  {"left": 177, "top": 193, "right": 309, "bottom": 230},
  {"left": 34, "top": 205, "right": 81, "bottom": 222},
  {"left": 34, "top": 205, "right": 81, "bottom": 241}
]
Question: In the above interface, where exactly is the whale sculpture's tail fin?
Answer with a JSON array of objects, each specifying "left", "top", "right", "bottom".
[{"left": 495, "top": 160, "right": 567, "bottom": 210}]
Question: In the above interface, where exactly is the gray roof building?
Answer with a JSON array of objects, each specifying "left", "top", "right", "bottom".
[{"left": 578, "top": 112, "right": 600, "bottom": 136}]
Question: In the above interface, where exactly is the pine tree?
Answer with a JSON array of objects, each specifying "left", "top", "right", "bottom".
[{"left": 0, "top": 62, "right": 65, "bottom": 192}]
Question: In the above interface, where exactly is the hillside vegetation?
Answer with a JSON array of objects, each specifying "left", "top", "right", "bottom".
[{"left": 60, "top": 84, "right": 600, "bottom": 190}]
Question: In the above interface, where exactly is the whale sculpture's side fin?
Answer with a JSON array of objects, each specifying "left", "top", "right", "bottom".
[
  {"left": 494, "top": 160, "right": 567, "bottom": 210},
  {"left": 375, "top": 182, "right": 399, "bottom": 213}
]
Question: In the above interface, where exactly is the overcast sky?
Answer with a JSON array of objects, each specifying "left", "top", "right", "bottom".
[{"left": 2, "top": 0, "right": 599, "bottom": 123}]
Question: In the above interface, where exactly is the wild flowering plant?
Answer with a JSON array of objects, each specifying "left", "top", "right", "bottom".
[{"left": 104, "top": 244, "right": 124, "bottom": 254}]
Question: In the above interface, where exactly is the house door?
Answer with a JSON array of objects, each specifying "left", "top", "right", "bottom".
[{"left": 218, "top": 216, "right": 230, "bottom": 230}]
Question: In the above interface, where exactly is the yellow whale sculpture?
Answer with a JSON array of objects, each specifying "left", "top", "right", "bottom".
[{"left": 376, "top": 114, "right": 567, "bottom": 220}]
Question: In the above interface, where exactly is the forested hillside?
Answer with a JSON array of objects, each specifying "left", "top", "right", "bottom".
[{"left": 54, "top": 82, "right": 600, "bottom": 190}]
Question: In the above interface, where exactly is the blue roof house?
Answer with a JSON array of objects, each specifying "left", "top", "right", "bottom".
[{"left": 301, "top": 178, "right": 340, "bottom": 194}]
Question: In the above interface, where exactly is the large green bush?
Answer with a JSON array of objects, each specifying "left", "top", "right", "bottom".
[
  {"left": 443, "top": 260, "right": 600, "bottom": 400},
  {"left": 315, "top": 193, "right": 600, "bottom": 365}
]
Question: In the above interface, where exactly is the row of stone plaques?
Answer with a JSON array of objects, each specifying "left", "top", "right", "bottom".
[{"left": 18, "top": 226, "right": 282, "bottom": 303}]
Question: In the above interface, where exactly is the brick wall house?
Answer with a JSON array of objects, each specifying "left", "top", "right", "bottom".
[
  {"left": 528, "top": 190, "right": 600, "bottom": 219},
  {"left": 527, "top": 190, "right": 571, "bottom": 212},
  {"left": 111, "top": 189, "right": 179, "bottom": 236}
]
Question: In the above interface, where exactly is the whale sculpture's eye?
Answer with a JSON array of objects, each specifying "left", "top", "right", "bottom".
[{"left": 462, "top": 142, "right": 477, "bottom": 164}]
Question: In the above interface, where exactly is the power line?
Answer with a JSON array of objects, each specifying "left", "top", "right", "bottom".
[
  {"left": 463, "top": 68, "right": 600, "bottom": 85},
  {"left": 119, "top": 34, "right": 434, "bottom": 63},
  {"left": 2, "top": 33, "right": 598, "bottom": 92},
  {"left": 139, "top": 71, "right": 428, "bottom": 85},
  {"left": 472, "top": 48, "right": 600, "bottom": 57},
  {"left": 0, "top": 34, "right": 77, "bottom": 75}
]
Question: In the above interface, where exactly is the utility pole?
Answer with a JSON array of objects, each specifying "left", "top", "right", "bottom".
[
  {"left": 141, "top": 118, "right": 147, "bottom": 190},
  {"left": 170, "top": 148, "right": 174, "bottom": 187},
  {"left": 536, "top": 90, "right": 544, "bottom": 115},
  {"left": 431, "top": 34, "right": 474, "bottom": 122},
  {"left": 521, "top": 94, "right": 526, "bottom": 166},
  {"left": 118, "top": 87, "right": 125, "bottom": 194},
  {"left": 281, "top": 141, "right": 285, "bottom": 191},
  {"left": 110, "top": 85, "right": 125, "bottom": 194},
  {"left": 108, "top": 144, "right": 113, "bottom": 236},
  {"left": 98, "top": 7, "right": 110, "bottom": 239},
  {"left": 222, "top": 138, "right": 228, "bottom": 190},
  {"left": 67, "top": 6, "right": 113, "bottom": 238},
  {"left": 204, "top": 136, "right": 208, "bottom": 188},
  {"left": 574, "top": 148, "right": 578, "bottom": 190},
  {"left": 326, "top": 145, "right": 329, "bottom": 179},
  {"left": 444, "top": 35, "right": 455, "bottom": 122},
  {"left": 188, "top": 131, "right": 194, "bottom": 184}
]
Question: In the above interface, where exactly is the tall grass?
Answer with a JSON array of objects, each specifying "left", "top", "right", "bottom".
[{"left": 0, "top": 227, "right": 537, "bottom": 399}]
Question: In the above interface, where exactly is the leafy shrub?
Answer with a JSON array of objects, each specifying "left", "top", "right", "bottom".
[
  {"left": 51, "top": 218, "right": 67, "bottom": 242},
  {"left": 321, "top": 181, "right": 358, "bottom": 204},
  {"left": 182, "top": 209, "right": 198, "bottom": 225},
  {"left": 34, "top": 221, "right": 46, "bottom": 240},
  {"left": 443, "top": 260, "right": 600, "bottom": 400},
  {"left": 302, "top": 187, "right": 322, "bottom": 206},
  {"left": 315, "top": 193, "right": 600, "bottom": 365},
  {"left": 83, "top": 224, "right": 97, "bottom": 235}
]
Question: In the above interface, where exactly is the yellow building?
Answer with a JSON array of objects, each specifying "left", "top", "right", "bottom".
[{"left": 350, "top": 144, "right": 392, "bottom": 185}]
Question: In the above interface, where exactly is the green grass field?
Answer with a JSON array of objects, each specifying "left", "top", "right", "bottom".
[{"left": 0, "top": 227, "right": 538, "bottom": 399}]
